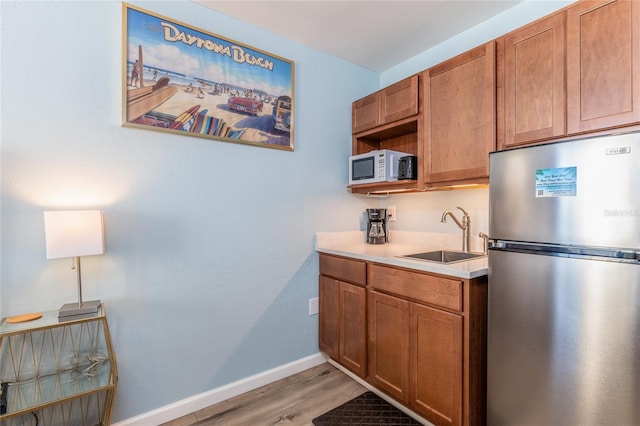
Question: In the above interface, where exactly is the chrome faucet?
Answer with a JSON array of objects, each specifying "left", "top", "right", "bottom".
[{"left": 441, "top": 207, "right": 471, "bottom": 252}]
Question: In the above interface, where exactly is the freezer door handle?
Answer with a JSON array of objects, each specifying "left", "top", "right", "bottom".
[
  {"left": 490, "top": 240, "right": 507, "bottom": 250},
  {"left": 489, "top": 240, "right": 640, "bottom": 263}
]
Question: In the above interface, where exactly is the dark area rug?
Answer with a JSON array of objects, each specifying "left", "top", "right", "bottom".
[{"left": 312, "top": 391, "right": 422, "bottom": 425}]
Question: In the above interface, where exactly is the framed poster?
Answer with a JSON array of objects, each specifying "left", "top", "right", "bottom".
[{"left": 122, "top": 3, "right": 294, "bottom": 151}]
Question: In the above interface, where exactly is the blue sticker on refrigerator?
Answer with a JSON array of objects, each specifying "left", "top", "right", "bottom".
[{"left": 535, "top": 166, "right": 577, "bottom": 197}]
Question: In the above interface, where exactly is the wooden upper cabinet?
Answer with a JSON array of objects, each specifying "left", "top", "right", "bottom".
[
  {"left": 380, "top": 75, "right": 419, "bottom": 125},
  {"left": 353, "top": 93, "right": 380, "bottom": 134},
  {"left": 352, "top": 75, "right": 419, "bottom": 134},
  {"left": 424, "top": 42, "right": 496, "bottom": 184},
  {"left": 499, "top": 12, "right": 566, "bottom": 149},
  {"left": 566, "top": 0, "right": 640, "bottom": 134}
]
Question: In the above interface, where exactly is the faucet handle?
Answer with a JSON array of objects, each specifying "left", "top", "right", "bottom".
[
  {"left": 456, "top": 206, "right": 469, "bottom": 216},
  {"left": 479, "top": 232, "right": 489, "bottom": 255}
]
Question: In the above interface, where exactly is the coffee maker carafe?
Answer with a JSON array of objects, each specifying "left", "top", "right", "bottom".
[{"left": 366, "top": 208, "right": 388, "bottom": 244}]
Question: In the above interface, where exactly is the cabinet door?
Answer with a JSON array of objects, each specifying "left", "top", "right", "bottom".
[
  {"left": 410, "top": 303, "right": 463, "bottom": 426},
  {"left": 381, "top": 75, "right": 419, "bottom": 124},
  {"left": 353, "top": 93, "right": 380, "bottom": 133},
  {"left": 500, "top": 12, "right": 566, "bottom": 148},
  {"left": 424, "top": 42, "right": 496, "bottom": 184},
  {"left": 339, "top": 282, "right": 367, "bottom": 377},
  {"left": 368, "top": 290, "right": 410, "bottom": 402},
  {"left": 567, "top": 0, "right": 640, "bottom": 134},
  {"left": 319, "top": 275, "right": 339, "bottom": 359}
]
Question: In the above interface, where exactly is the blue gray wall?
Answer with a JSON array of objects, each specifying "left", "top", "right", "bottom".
[
  {"left": 0, "top": 1, "right": 377, "bottom": 420},
  {"left": 0, "top": 0, "right": 570, "bottom": 421}
]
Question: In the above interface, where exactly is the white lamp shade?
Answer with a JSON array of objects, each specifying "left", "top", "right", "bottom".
[{"left": 44, "top": 210, "right": 105, "bottom": 259}]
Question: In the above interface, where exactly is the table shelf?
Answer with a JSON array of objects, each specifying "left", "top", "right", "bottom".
[{"left": 1, "top": 307, "right": 117, "bottom": 425}]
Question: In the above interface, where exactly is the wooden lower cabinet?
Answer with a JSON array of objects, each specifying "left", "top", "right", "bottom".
[
  {"left": 319, "top": 275, "right": 367, "bottom": 377},
  {"left": 368, "top": 290, "right": 410, "bottom": 402},
  {"left": 368, "top": 263, "right": 487, "bottom": 426},
  {"left": 319, "top": 255, "right": 487, "bottom": 426},
  {"left": 369, "top": 290, "right": 463, "bottom": 425},
  {"left": 319, "top": 275, "right": 340, "bottom": 359},
  {"left": 339, "top": 281, "right": 366, "bottom": 376},
  {"left": 410, "top": 302, "right": 463, "bottom": 426}
]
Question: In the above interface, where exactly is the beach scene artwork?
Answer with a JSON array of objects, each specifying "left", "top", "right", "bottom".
[{"left": 123, "top": 4, "right": 294, "bottom": 150}]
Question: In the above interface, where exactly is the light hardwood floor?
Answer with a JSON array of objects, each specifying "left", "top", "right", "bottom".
[{"left": 160, "top": 363, "right": 367, "bottom": 426}]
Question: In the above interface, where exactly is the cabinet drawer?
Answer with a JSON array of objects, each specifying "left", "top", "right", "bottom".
[
  {"left": 368, "top": 264, "right": 462, "bottom": 312},
  {"left": 319, "top": 254, "right": 367, "bottom": 286}
]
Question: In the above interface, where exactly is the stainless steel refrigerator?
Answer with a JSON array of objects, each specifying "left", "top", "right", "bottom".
[{"left": 487, "top": 131, "right": 640, "bottom": 425}]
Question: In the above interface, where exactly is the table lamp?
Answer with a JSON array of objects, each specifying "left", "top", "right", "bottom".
[{"left": 44, "top": 210, "right": 105, "bottom": 318}]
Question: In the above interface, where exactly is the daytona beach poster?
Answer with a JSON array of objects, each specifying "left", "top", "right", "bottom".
[{"left": 122, "top": 3, "right": 294, "bottom": 151}]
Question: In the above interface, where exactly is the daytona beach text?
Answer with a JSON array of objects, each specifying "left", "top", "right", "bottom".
[{"left": 161, "top": 22, "right": 275, "bottom": 70}]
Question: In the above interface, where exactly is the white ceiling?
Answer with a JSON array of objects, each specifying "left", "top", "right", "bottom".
[{"left": 194, "top": 1, "right": 523, "bottom": 72}]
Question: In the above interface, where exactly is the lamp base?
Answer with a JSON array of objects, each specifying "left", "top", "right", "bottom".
[{"left": 57, "top": 300, "right": 101, "bottom": 319}]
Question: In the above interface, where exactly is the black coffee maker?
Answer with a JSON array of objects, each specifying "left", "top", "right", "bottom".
[{"left": 366, "top": 208, "right": 388, "bottom": 244}]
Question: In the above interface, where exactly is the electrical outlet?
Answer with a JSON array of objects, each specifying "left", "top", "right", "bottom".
[
  {"left": 388, "top": 205, "right": 397, "bottom": 222},
  {"left": 308, "top": 297, "right": 319, "bottom": 316}
]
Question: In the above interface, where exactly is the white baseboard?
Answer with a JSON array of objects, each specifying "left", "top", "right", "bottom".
[{"left": 113, "top": 352, "right": 328, "bottom": 426}]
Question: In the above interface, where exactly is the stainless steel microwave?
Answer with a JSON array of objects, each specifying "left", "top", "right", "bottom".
[{"left": 349, "top": 149, "right": 411, "bottom": 185}]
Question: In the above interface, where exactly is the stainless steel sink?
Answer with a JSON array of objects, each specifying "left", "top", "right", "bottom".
[{"left": 399, "top": 250, "right": 486, "bottom": 264}]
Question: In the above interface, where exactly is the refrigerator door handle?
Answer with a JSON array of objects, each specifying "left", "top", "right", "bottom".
[{"left": 489, "top": 240, "right": 640, "bottom": 262}]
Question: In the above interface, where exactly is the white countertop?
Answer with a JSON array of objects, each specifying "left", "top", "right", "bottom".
[{"left": 316, "top": 231, "right": 488, "bottom": 279}]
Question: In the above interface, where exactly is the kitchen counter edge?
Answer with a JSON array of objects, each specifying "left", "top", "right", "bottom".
[{"left": 315, "top": 231, "right": 488, "bottom": 280}]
